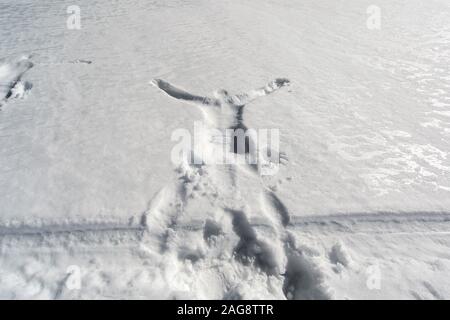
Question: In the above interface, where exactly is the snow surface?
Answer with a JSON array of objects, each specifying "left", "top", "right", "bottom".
[{"left": 1, "top": 0, "right": 450, "bottom": 299}]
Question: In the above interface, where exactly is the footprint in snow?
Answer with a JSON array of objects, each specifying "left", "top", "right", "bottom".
[{"left": 0, "top": 55, "right": 33, "bottom": 109}]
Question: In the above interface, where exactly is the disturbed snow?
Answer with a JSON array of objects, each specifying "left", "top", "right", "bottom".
[{"left": 1, "top": 0, "right": 450, "bottom": 299}]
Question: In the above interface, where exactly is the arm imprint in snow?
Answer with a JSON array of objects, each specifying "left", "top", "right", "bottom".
[
  {"left": 151, "top": 79, "right": 220, "bottom": 106},
  {"left": 232, "top": 78, "right": 291, "bottom": 106}
]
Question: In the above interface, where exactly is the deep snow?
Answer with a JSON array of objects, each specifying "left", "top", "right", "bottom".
[{"left": 0, "top": 0, "right": 450, "bottom": 299}]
